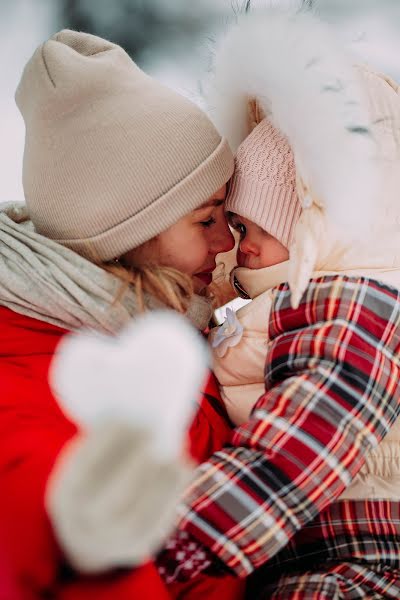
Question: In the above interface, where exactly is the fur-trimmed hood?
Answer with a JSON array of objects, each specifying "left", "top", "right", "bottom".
[{"left": 207, "top": 10, "right": 400, "bottom": 307}]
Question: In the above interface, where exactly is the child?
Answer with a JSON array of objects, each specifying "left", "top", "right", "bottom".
[
  {"left": 210, "top": 75, "right": 400, "bottom": 505},
  {"left": 157, "top": 13, "right": 400, "bottom": 598},
  {"left": 209, "top": 115, "right": 300, "bottom": 426}
]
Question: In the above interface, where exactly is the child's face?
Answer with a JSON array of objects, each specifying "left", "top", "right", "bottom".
[{"left": 229, "top": 213, "right": 289, "bottom": 270}]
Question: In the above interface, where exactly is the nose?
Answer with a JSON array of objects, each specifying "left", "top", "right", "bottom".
[
  {"left": 209, "top": 214, "right": 235, "bottom": 255},
  {"left": 238, "top": 237, "right": 258, "bottom": 256},
  {"left": 237, "top": 237, "right": 258, "bottom": 267}
]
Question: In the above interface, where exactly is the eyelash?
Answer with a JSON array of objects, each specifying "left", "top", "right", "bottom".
[
  {"left": 233, "top": 222, "right": 246, "bottom": 237},
  {"left": 200, "top": 217, "right": 216, "bottom": 228}
]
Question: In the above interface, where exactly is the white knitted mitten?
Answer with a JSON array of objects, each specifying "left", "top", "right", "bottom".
[{"left": 47, "top": 311, "right": 208, "bottom": 573}]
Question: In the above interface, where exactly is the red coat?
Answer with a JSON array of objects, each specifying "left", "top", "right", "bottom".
[{"left": 0, "top": 307, "right": 242, "bottom": 599}]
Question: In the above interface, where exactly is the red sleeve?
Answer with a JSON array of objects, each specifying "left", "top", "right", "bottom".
[
  {"left": 0, "top": 363, "right": 172, "bottom": 599},
  {"left": 178, "top": 277, "right": 400, "bottom": 577}
]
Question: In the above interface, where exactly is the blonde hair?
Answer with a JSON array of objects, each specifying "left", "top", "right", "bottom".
[{"left": 102, "top": 261, "right": 195, "bottom": 314}]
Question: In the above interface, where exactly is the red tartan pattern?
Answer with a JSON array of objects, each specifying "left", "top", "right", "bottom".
[
  {"left": 176, "top": 276, "right": 400, "bottom": 578},
  {"left": 249, "top": 498, "right": 400, "bottom": 598},
  {"left": 260, "top": 563, "right": 400, "bottom": 599}
]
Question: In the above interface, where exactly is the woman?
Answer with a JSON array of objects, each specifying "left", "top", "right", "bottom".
[{"left": 0, "top": 28, "right": 239, "bottom": 599}]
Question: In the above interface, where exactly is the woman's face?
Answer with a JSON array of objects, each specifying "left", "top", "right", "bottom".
[{"left": 123, "top": 185, "right": 235, "bottom": 294}]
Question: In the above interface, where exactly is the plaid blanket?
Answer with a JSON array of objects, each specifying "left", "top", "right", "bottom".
[{"left": 173, "top": 276, "right": 400, "bottom": 581}]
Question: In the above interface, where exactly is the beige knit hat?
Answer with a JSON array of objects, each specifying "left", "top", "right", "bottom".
[
  {"left": 16, "top": 30, "right": 233, "bottom": 262},
  {"left": 226, "top": 116, "right": 302, "bottom": 248}
]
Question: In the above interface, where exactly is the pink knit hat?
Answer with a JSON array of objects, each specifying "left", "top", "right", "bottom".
[{"left": 226, "top": 117, "right": 302, "bottom": 248}]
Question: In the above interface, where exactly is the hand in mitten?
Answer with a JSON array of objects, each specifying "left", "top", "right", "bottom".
[{"left": 47, "top": 311, "right": 208, "bottom": 573}]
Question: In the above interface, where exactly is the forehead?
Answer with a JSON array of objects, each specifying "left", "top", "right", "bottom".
[
  {"left": 200, "top": 198, "right": 224, "bottom": 209},
  {"left": 195, "top": 198, "right": 225, "bottom": 214}
]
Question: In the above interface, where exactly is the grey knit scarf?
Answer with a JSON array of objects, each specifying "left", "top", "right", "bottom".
[{"left": 0, "top": 203, "right": 212, "bottom": 333}]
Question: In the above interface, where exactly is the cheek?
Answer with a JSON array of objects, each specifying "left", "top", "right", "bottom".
[
  {"left": 237, "top": 248, "right": 247, "bottom": 267},
  {"left": 159, "top": 231, "right": 209, "bottom": 275},
  {"left": 187, "top": 232, "right": 209, "bottom": 272},
  {"left": 260, "top": 240, "right": 289, "bottom": 267}
]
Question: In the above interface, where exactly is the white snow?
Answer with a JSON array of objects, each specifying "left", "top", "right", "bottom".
[
  {"left": 1, "top": 0, "right": 399, "bottom": 204},
  {"left": 0, "top": 0, "right": 56, "bottom": 203}
]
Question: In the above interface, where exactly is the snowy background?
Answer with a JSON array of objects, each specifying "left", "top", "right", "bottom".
[{"left": 1, "top": 0, "right": 400, "bottom": 204}]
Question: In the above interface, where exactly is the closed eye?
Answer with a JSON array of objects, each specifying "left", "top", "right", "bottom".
[{"left": 200, "top": 217, "right": 216, "bottom": 228}]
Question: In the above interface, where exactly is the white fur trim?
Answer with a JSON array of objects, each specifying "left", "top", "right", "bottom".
[{"left": 207, "top": 9, "right": 381, "bottom": 234}]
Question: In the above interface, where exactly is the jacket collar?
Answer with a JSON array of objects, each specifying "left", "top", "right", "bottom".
[{"left": 231, "top": 261, "right": 290, "bottom": 299}]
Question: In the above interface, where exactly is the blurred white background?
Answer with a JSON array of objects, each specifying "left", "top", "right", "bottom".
[{"left": 1, "top": 0, "right": 399, "bottom": 203}]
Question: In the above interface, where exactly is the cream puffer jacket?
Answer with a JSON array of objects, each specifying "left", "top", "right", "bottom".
[
  {"left": 209, "top": 34, "right": 400, "bottom": 501},
  {"left": 210, "top": 261, "right": 400, "bottom": 501}
]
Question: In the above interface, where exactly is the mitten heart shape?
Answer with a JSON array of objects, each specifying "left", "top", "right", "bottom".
[{"left": 50, "top": 311, "right": 209, "bottom": 458}]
